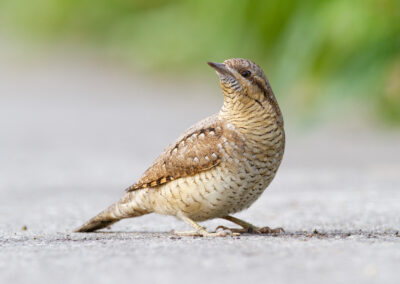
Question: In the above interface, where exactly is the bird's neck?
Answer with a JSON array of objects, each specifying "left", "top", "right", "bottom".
[{"left": 219, "top": 91, "right": 283, "bottom": 133}]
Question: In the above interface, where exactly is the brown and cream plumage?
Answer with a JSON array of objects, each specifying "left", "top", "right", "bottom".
[{"left": 74, "top": 58, "right": 285, "bottom": 236}]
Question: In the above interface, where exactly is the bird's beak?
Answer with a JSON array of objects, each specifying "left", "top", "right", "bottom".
[{"left": 207, "top": 61, "right": 233, "bottom": 77}]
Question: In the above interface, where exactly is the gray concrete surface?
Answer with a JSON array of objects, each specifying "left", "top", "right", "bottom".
[{"left": 1, "top": 48, "right": 400, "bottom": 284}]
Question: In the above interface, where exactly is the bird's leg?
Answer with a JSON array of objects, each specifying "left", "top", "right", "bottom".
[
  {"left": 216, "top": 215, "right": 284, "bottom": 235},
  {"left": 173, "top": 213, "right": 239, "bottom": 237}
]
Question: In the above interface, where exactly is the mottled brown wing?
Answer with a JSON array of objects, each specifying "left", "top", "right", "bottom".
[{"left": 126, "top": 117, "right": 223, "bottom": 192}]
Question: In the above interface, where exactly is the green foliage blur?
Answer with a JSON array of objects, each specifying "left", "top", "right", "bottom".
[{"left": 1, "top": 0, "right": 399, "bottom": 124}]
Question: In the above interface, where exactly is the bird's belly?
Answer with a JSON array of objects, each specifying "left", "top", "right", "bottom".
[{"left": 150, "top": 162, "right": 275, "bottom": 221}]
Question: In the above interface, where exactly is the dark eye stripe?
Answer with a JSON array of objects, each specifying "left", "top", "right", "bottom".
[{"left": 249, "top": 76, "right": 265, "bottom": 93}]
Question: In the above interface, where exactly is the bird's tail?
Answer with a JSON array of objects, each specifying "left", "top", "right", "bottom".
[{"left": 74, "top": 192, "right": 151, "bottom": 233}]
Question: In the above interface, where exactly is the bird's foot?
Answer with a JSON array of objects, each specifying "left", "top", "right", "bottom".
[
  {"left": 172, "top": 229, "right": 239, "bottom": 237},
  {"left": 216, "top": 225, "right": 284, "bottom": 235}
]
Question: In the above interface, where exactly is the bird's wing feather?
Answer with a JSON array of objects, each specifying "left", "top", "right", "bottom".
[{"left": 126, "top": 115, "right": 224, "bottom": 192}]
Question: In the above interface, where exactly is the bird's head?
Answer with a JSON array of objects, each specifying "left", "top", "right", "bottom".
[{"left": 208, "top": 58, "right": 281, "bottom": 119}]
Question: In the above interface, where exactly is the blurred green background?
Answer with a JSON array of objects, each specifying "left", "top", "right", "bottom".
[{"left": 1, "top": 0, "right": 399, "bottom": 124}]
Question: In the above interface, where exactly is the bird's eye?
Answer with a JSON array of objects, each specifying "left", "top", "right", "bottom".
[{"left": 241, "top": 70, "right": 251, "bottom": 78}]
